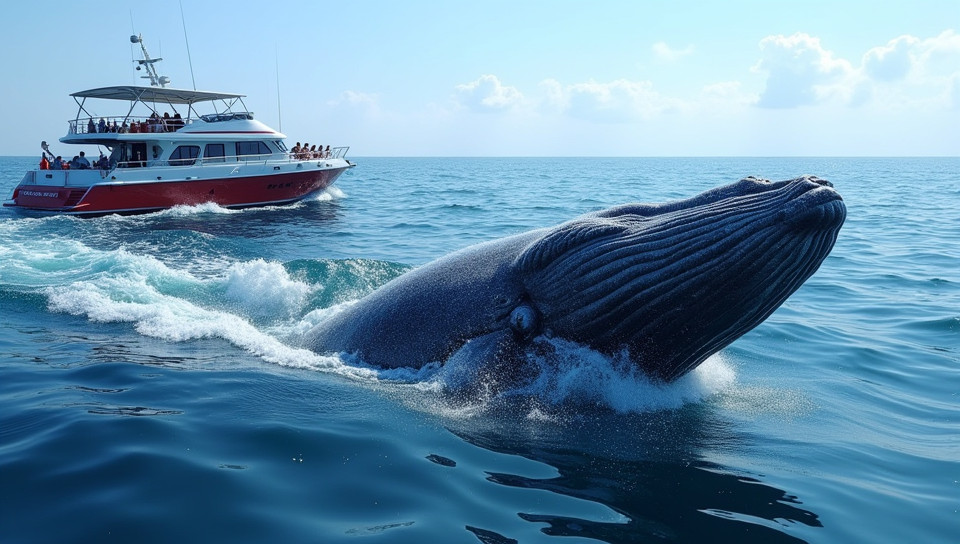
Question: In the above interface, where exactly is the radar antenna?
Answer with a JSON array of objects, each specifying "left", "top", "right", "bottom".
[{"left": 130, "top": 34, "right": 171, "bottom": 88}]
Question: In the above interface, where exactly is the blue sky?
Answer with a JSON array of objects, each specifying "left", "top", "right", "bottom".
[{"left": 3, "top": 0, "right": 957, "bottom": 156}]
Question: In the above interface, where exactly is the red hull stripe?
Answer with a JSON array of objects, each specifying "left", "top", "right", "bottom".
[{"left": 10, "top": 167, "right": 349, "bottom": 214}]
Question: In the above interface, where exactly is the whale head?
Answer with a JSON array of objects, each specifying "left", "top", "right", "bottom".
[{"left": 514, "top": 175, "right": 846, "bottom": 381}]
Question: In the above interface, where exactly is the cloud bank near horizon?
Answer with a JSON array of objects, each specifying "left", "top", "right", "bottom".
[{"left": 439, "top": 30, "right": 960, "bottom": 121}]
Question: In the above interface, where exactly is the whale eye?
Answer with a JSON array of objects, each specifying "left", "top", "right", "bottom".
[{"left": 509, "top": 304, "right": 538, "bottom": 340}]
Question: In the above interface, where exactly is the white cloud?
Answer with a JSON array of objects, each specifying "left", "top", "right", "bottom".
[
  {"left": 751, "top": 30, "right": 960, "bottom": 111},
  {"left": 752, "top": 32, "right": 856, "bottom": 108},
  {"left": 454, "top": 74, "right": 524, "bottom": 112},
  {"left": 329, "top": 90, "right": 381, "bottom": 116},
  {"left": 339, "top": 90, "right": 379, "bottom": 105},
  {"left": 434, "top": 29, "right": 958, "bottom": 154},
  {"left": 652, "top": 41, "right": 695, "bottom": 61},
  {"left": 860, "top": 30, "right": 960, "bottom": 110},
  {"left": 913, "top": 30, "right": 960, "bottom": 79},
  {"left": 700, "top": 81, "right": 756, "bottom": 106},
  {"left": 537, "top": 78, "right": 684, "bottom": 122},
  {"left": 951, "top": 75, "right": 960, "bottom": 109},
  {"left": 539, "top": 78, "right": 566, "bottom": 111},
  {"left": 863, "top": 35, "right": 920, "bottom": 81},
  {"left": 458, "top": 75, "right": 687, "bottom": 122}
]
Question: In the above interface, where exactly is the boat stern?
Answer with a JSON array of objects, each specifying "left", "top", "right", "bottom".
[{"left": 4, "top": 171, "right": 90, "bottom": 212}]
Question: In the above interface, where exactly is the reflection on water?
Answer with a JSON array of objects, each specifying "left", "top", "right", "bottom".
[{"left": 448, "top": 405, "right": 821, "bottom": 543}]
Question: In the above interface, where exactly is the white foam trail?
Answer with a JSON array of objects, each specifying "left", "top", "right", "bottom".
[
  {"left": 8, "top": 236, "right": 373, "bottom": 380},
  {"left": 45, "top": 278, "right": 374, "bottom": 379},
  {"left": 157, "top": 202, "right": 239, "bottom": 216}
]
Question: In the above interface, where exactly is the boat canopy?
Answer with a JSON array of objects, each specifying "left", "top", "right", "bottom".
[{"left": 71, "top": 86, "right": 244, "bottom": 105}]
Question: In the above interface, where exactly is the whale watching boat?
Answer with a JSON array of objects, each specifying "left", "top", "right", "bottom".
[{"left": 4, "top": 34, "right": 354, "bottom": 216}]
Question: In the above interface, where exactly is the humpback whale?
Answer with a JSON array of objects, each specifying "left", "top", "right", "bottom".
[{"left": 305, "top": 176, "right": 845, "bottom": 382}]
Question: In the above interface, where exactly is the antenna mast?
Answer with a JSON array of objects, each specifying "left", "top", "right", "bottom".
[
  {"left": 180, "top": 0, "right": 197, "bottom": 90},
  {"left": 275, "top": 45, "right": 282, "bottom": 132},
  {"left": 131, "top": 34, "right": 171, "bottom": 87}
]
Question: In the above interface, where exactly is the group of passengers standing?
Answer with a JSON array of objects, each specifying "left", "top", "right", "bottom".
[
  {"left": 85, "top": 112, "right": 184, "bottom": 135},
  {"left": 290, "top": 142, "right": 332, "bottom": 160},
  {"left": 39, "top": 150, "right": 109, "bottom": 171}
]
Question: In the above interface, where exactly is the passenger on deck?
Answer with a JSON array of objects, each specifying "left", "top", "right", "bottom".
[
  {"left": 324, "top": 145, "right": 331, "bottom": 158},
  {"left": 291, "top": 142, "right": 301, "bottom": 158},
  {"left": 87, "top": 118, "right": 96, "bottom": 134},
  {"left": 147, "top": 112, "right": 159, "bottom": 132},
  {"left": 310, "top": 145, "right": 317, "bottom": 158},
  {"left": 172, "top": 113, "right": 183, "bottom": 131},
  {"left": 39, "top": 155, "right": 49, "bottom": 170},
  {"left": 97, "top": 153, "right": 109, "bottom": 170},
  {"left": 98, "top": 118, "right": 106, "bottom": 133},
  {"left": 77, "top": 151, "right": 91, "bottom": 169},
  {"left": 162, "top": 112, "right": 172, "bottom": 132},
  {"left": 51, "top": 156, "right": 63, "bottom": 170}
]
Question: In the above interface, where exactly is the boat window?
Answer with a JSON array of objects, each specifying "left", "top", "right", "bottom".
[
  {"left": 204, "top": 143, "right": 226, "bottom": 163},
  {"left": 236, "top": 141, "right": 272, "bottom": 161},
  {"left": 169, "top": 145, "right": 200, "bottom": 166},
  {"left": 200, "top": 112, "right": 254, "bottom": 122},
  {"left": 273, "top": 140, "right": 288, "bottom": 152}
]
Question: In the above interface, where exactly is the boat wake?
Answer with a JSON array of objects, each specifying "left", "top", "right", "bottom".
[
  {"left": 145, "top": 186, "right": 346, "bottom": 217},
  {"left": 161, "top": 202, "right": 240, "bottom": 216}
]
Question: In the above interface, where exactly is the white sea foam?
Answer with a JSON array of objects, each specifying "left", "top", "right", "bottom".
[
  {"left": 386, "top": 337, "right": 736, "bottom": 418},
  {"left": 493, "top": 338, "right": 735, "bottom": 413},
  {"left": 158, "top": 202, "right": 239, "bottom": 216},
  {"left": 45, "top": 276, "right": 374, "bottom": 379},
  {"left": 222, "top": 259, "right": 313, "bottom": 319},
  {"left": 319, "top": 186, "right": 347, "bottom": 200},
  {"left": 12, "top": 237, "right": 371, "bottom": 380}
]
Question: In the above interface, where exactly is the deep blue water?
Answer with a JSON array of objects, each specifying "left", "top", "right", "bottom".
[{"left": 1, "top": 156, "right": 958, "bottom": 543}]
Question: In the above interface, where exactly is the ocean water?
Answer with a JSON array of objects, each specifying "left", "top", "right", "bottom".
[{"left": 0, "top": 156, "right": 957, "bottom": 543}]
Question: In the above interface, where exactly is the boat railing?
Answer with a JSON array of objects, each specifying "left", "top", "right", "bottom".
[
  {"left": 286, "top": 147, "right": 350, "bottom": 161},
  {"left": 68, "top": 116, "right": 193, "bottom": 135},
  {"left": 27, "top": 167, "right": 111, "bottom": 186}
]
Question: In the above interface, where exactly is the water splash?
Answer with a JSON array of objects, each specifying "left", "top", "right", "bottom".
[{"left": 380, "top": 337, "right": 736, "bottom": 418}]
